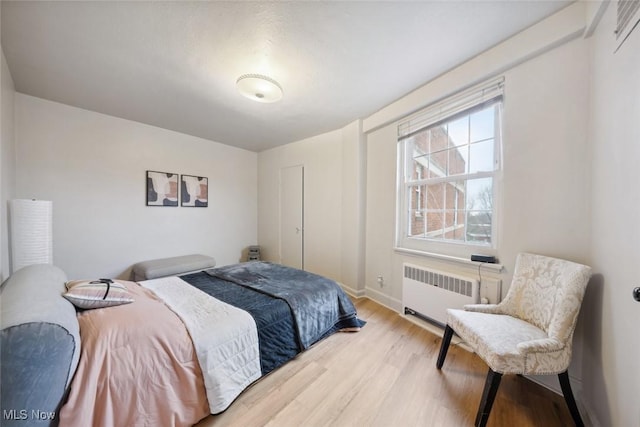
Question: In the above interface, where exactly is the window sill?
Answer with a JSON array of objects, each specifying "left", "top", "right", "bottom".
[{"left": 393, "top": 247, "right": 504, "bottom": 273}]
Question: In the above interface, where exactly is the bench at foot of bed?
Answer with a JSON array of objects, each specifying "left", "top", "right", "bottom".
[{"left": 131, "top": 254, "right": 217, "bottom": 281}]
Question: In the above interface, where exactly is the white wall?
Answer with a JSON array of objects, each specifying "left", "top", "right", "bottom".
[
  {"left": 583, "top": 4, "right": 640, "bottom": 426},
  {"left": 257, "top": 120, "right": 367, "bottom": 296},
  {"left": 257, "top": 6, "right": 595, "bottom": 401},
  {"left": 361, "top": 2, "right": 591, "bottom": 306},
  {"left": 15, "top": 94, "right": 257, "bottom": 279},
  {"left": 365, "top": 31, "right": 592, "bottom": 401},
  {"left": 1, "top": 48, "right": 16, "bottom": 282},
  {"left": 257, "top": 128, "right": 345, "bottom": 285},
  {"left": 364, "top": 32, "right": 591, "bottom": 294},
  {"left": 340, "top": 120, "right": 366, "bottom": 294},
  {"left": 256, "top": 8, "right": 640, "bottom": 424}
]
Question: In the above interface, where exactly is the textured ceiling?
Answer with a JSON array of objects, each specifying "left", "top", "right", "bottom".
[{"left": 1, "top": 1, "right": 571, "bottom": 152}]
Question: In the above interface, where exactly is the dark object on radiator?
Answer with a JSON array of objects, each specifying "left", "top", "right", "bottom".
[
  {"left": 471, "top": 254, "right": 497, "bottom": 263},
  {"left": 633, "top": 287, "right": 640, "bottom": 302}
]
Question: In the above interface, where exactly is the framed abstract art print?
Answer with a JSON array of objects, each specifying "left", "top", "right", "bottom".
[
  {"left": 181, "top": 175, "right": 208, "bottom": 207},
  {"left": 146, "top": 171, "right": 179, "bottom": 206}
]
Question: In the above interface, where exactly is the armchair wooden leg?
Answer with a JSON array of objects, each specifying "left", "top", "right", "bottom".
[
  {"left": 558, "top": 371, "right": 584, "bottom": 427},
  {"left": 436, "top": 325, "right": 454, "bottom": 369},
  {"left": 475, "top": 368, "right": 502, "bottom": 427}
]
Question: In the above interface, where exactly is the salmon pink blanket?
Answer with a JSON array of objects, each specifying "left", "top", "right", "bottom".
[{"left": 59, "top": 281, "right": 209, "bottom": 427}]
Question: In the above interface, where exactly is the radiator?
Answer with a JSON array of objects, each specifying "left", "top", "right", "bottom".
[{"left": 402, "top": 263, "right": 480, "bottom": 326}]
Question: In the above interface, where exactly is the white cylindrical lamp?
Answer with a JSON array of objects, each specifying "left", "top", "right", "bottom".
[{"left": 9, "top": 199, "right": 53, "bottom": 274}]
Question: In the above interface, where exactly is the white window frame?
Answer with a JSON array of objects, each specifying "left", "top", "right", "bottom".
[{"left": 395, "top": 77, "right": 504, "bottom": 259}]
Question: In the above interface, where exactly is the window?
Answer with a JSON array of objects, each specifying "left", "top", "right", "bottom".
[{"left": 396, "top": 78, "right": 503, "bottom": 255}]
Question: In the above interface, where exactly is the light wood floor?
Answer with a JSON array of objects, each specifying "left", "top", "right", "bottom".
[{"left": 196, "top": 298, "right": 575, "bottom": 427}]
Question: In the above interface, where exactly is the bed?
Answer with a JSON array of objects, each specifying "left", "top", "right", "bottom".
[{"left": 1, "top": 259, "right": 363, "bottom": 426}]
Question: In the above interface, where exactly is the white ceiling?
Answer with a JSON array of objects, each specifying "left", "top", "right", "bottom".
[{"left": 1, "top": 1, "right": 571, "bottom": 152}]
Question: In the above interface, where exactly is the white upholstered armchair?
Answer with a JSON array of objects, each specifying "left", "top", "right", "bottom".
[{"left": 436, "top": 253, "right": 592, "bottom": 427}]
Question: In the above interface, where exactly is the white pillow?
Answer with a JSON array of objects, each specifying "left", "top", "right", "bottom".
[{"left": 63, "top": 279, "right": 134, "bottom": 309}]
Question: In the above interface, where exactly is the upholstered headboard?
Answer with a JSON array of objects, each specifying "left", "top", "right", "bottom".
[
  {"left": 0, "top": 264, "right": 80, "bottom": 426},
  {"left": 131, "top": 253, "right": 216, "bottom": 281}
]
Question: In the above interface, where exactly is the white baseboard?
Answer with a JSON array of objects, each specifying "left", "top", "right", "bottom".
[
  {"left": 337, "top": 281, "right": 365, "bottom": 298},
  {"left": 364, "top": 286, "right": 402, "bottom": 312}
]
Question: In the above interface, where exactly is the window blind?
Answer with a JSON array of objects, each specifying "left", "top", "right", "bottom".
[
  {"left": 616, "top": 0, "right": 640, "bottom": 40},
  {"left": 398, "top": 77, "right": 504, "bottom": 140},
  {"left": 615, "top": 0, "right": 640, "bottom": 52}
]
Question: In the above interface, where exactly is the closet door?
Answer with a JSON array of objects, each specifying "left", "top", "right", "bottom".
[{"left": 279, "top": 165, "right": 304, "bottom": 269}]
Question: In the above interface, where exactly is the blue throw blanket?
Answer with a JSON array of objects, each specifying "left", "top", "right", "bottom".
[
  {"left": 180, "top": 271, "right": 299, "bottom": 375},
  {"left": 206, "top": 262, "right": 362, "bottom": 350}
]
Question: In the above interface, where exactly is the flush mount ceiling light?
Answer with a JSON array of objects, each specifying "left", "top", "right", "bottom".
[{"left": 236, "top": 74, "right": 283, "bottom": 103}]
